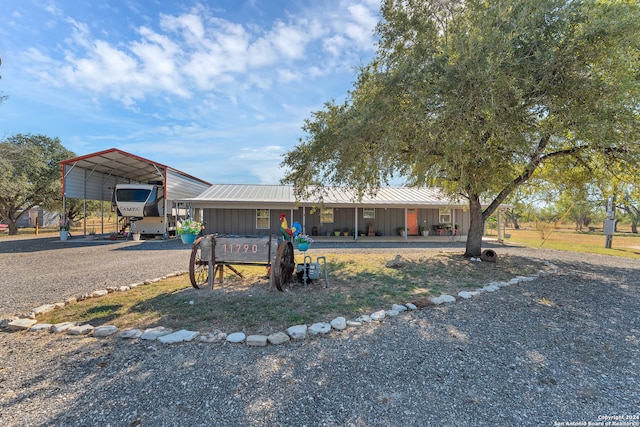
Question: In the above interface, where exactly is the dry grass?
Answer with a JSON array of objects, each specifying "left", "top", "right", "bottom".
[
  {"left": 39, "top": 251, "right": 545, "bottom": 335},
  {"left": 506, "top": 228, "right": 640, "bottom": 259}
]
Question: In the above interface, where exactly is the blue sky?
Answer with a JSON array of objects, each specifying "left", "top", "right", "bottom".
[{"left": 0, "top": 0, "right": 380, "bottom": 184}]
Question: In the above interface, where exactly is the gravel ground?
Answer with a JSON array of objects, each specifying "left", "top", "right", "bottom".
[
  {"left": 0, "top": 235, "right": 192, "bottom": 316},
  {"left": 1, "top": 237, "right": 639, "bottom": 426}
]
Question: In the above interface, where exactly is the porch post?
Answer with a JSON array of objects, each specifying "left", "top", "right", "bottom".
[
  {"left": 354, "top": 207, "right": 358, "bottom": 241},
  {"left": 404, "top": 207, "right": 408, "bottom": 241},
  {"left": 452, "top": 208, "right": 456, "bottom": 237}
]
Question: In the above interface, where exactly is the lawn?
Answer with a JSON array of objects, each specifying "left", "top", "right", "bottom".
[{"left": 38, "top": 250, "right": 546, "bottom": 335}]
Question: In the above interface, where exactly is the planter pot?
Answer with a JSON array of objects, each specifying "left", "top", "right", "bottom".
[
  {"left": 132, "top": 233, "right": 141, "bottom": 241},
  {"left": 334, "top": 231, "right": 341, "bottom": 236},
  {"left": 421, "top": 230, "right": 428, "bottom": 237},
  {"left": 180, "top": 234, "right": 198, "bottom": 245},
  {"left": 86, "top": 235, "right": 95, "bottom": 241},
  {"left": 296, "top": 242, "right": 309, "bottom": 251},
  {"left": 59, "top": 230, "right": 69, "bottom": 241}
]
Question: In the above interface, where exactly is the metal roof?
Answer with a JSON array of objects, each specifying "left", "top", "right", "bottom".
[
  {"left": 187, "top": 184, "right": 465, "bottom": 209},
  {"left": 59, "top": 148, "right": 211, "bottom": 201}
]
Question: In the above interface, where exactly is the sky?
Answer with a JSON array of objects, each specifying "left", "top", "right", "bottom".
[{"left": 0, "top": 0, "right": 381, "bottom": 185}]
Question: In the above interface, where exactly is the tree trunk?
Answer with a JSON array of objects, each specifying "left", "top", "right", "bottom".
[
  {"left": 464, "top": 195, "right": 484, "bottom": 258},
  {"left": 8, "top": 221, "right": 19, "bottom": 235}
]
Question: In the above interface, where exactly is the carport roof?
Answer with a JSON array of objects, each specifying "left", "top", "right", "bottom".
[
  {"left": 59, "top": 148, "right": 210, "bottom": 185},
  {"left": 59, "top": 148, "right": 212, "bottom": 202}
]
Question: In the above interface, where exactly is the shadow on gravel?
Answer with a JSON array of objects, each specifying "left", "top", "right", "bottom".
[{"left": 0, "top": 236, "right": 191, "bottom": 254}]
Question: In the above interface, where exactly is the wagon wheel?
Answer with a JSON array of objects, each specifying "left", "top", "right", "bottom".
[
  {"left": 189, "top": 237, "right": 209, "bottom": 289},
  {"left": 273, "top": 241, "right": 295, "bottom": 291}
]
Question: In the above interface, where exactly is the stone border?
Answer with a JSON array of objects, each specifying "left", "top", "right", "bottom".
[{"left": 1, "top": 261, "right": 558, "bottom": 347}]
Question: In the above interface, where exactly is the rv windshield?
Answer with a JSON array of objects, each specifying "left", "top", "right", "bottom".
[{"left": 117, "top": 188, "right": 152, "bottom": 203}]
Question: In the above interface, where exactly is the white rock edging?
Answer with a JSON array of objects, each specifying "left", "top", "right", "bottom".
[{"left": 2, "top": 262, "right": 559, "bottom": 349}]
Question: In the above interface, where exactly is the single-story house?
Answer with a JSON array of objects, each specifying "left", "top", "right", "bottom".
[{"left": 183, "top": 184, "right": 472, "bottom": 239}]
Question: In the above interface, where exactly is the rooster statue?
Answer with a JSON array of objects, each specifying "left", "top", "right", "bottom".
[{"left": 279, "top": 214, "right": 301, "bottom": 240}]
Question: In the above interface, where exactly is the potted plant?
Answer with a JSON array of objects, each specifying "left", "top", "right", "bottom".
[
  {"left": 87, "top": 229, "right": 96, "bottom": 240},
  {"left": 419, "top": 225, "right": 428, "bottom": 237},
  {"left": 342, "top": 227, "right": 349, "bottom": 236},
  {"left": 177, "top": 218, "right": 202, "bottom": 244},
  {"left": 294, "top": 233, "right": 314, "bottom": 251},
  {"left": 397, "top": 226, "right": 406, "bottom": 237},
  {"left": 334, "top": 228, "right": 341, "bottom": 237},
  {"left": 59, "top": 217, "right": 71, "bottom": 241}
]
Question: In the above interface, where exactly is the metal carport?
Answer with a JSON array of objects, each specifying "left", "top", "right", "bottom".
[{"left": 59, "top": 148, "right": 211, "bottom": 236}]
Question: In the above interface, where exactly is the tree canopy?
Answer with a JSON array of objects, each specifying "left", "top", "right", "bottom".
[
  {"left": 281, "top": 0, "right": 640, "bottom": 256},
  {"left": 0, "top": 134, "right": 75, "bottom": 234}
]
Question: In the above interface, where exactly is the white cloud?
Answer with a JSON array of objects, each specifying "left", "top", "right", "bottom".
[{"left": 23, "top": 1, "right": 378, "bottom": 107}]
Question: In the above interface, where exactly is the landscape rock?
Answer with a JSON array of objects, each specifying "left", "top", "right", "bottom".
[
  {"left": 92, "top": 290, "right": 109, "bottom": 298},
  {"left": 67, "top": 324, "right": 94, "bottom": 335},
  {"left": 51, "top": 322, "right": 76, "bottom": 333},
  {"left": 1, "top": 317, "right": 17, "bottom": 328},
  {"left": 158, "top": 329, "right": 199, "bottom": 344},
  {"left": 370, "top": 310, "right": 386, "bottom": 321},
  {"left": 119, "top": 328, "right": 143, "bottom": 339},
  {"left": 355, "top": 314, "right": 372, "bottom": 323},
  {"left": 141, "top": 327, "right": 172, "bottom": 340},
  {"left": 287, "top": 325, "right": 307, "bottom": 340},
  {"left": 330, "top": 317, "right": 346, "bottom": 331},
  {"left": 309, "top": 322, "right": 331, "bottom": 335},
  {"left": 346, "top": 320, "right": 362, "bottom": 327},
  {"left": 6, "top": 318, "right": 38, "bottom": 331},
  {"left": 431, "top": 295, "right": 456, "bottom": 305},
  {"left": 267, "top": 332, "right": 290, "bottom": 345},
  {"left": 93, "top": 325, "right": 119, "bottom": 337},
  {"left": 246, "top": 335, "right": 268, "bottom": 346},
  {"left": 405, "top": 303, "right": 418, "bottom": 310},
  {"left": 32, "top": 304, "right": 56, "bottom": 315},
  {"left": 226, "top": 332, "right": 246, "bottom": 343},
  {"left": 30, "top": 323, "right": 53, "bottom": 332},
  {"left": 392, "top": 304, "right": 408, "bottom": 312},
  {"left": 199, "top": 330, "right": 227, "bottom": 343}
]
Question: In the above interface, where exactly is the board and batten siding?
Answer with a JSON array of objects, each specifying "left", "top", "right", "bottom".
[{"left": 202, "top": 206, "right": 469, "bottom": 237}]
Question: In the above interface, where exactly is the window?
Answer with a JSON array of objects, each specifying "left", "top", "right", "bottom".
[
  {"left": 320, "top": 208, "right": 334, "bottom": 224},
  {"left": 256, "top": 209, "right": 270, "bottom": 229},
  {"left": 363, "top": 208, "right": 375, "bottom": 219},
  {"left": 439, "top": 208, "right": 451, "bottom": 224}
]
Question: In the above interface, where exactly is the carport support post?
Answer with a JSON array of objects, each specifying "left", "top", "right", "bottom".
[
  {"left": 604, "top": 196, "right": 614, "bottom": 249},
  {"left": 208, "top": 236, "right": 215, "bottom": 290}
]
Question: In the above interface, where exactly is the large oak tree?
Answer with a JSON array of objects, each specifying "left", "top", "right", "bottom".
[
  {"left": 0, "top": 134, "right": 75, "bottom": 234},
  {"left": 281, "top": 0, "right": 640, "bottom": 257}
]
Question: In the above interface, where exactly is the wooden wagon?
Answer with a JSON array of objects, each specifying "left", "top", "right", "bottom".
[{"left": 188, "top": 234, "right": 296, "bottom": 291}]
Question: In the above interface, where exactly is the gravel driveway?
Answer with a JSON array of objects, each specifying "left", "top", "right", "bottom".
[
  {"left": 0, "top": 235, "right": 192, "bottom": 316},
  {"left": 1, "top": 237, "right": 639, "bottom": 426}
]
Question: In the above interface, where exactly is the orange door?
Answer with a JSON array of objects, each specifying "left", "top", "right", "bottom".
[{"left": 407, "top": 209, "right": 419, "bottom": 235}]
